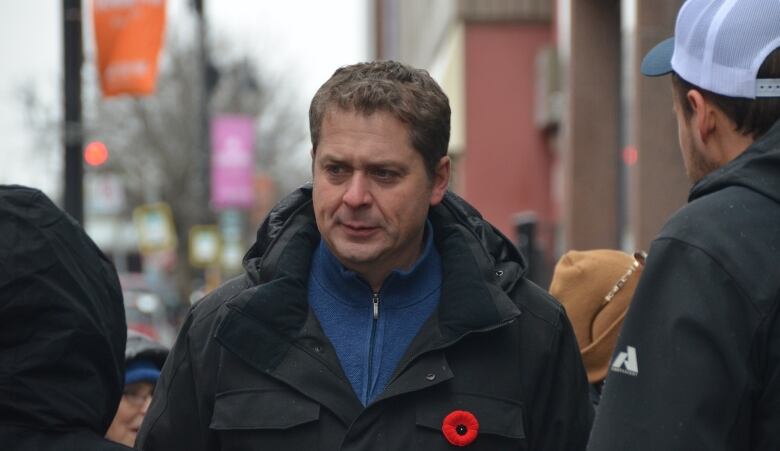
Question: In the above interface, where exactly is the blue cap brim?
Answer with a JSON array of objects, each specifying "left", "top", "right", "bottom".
[
  {"left": 641, "top": 37, "right": 675, "bottom": 77},
  {"left": 125, "top": 359, "right": 161, "bottom": 385},
  {"left": 126, "top": 367, "right": 160, "bottom": 385}
]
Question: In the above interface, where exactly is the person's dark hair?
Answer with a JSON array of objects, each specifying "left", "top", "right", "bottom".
[
  {"left": 309, "top": 60, "right": 451, "bottom": 179},
  {"left": 672, "top": 47, "right": 780, "bottom": 139}
]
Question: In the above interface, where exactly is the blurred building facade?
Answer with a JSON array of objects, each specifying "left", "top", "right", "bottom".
[{"left": 375, "top": 0, "right": 689, "bottom": 283}]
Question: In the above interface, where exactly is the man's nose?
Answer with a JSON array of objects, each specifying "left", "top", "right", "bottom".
[
  {"left": 342, "top": 173, "right": 372, "bottom": 207},
  {"left": 140, "top": 395, "right": 153, "bottom": 414}
]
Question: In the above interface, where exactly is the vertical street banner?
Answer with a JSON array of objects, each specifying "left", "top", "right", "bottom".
[
  {"left": 211, "top": 115, "right": 256, "bottom": 210},
  {"left": 92, "top": 0, "right": 166, "bottom": 97}
]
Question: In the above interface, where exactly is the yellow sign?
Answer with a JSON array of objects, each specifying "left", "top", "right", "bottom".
[
  {"left": 188, "top": 225, "right": 221, "bottom": 268},
  {"left": 132, "top": 202, "right": 177, "bottom": 253}
]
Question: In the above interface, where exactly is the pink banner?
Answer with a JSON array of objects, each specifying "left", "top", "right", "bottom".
[{"left": 211, "top": 115, "right": 255, "bottom": 210}]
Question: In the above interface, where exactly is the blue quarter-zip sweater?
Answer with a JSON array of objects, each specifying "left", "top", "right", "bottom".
[{"left": 308, "top": 222, "right": 442, "bottom": 406}]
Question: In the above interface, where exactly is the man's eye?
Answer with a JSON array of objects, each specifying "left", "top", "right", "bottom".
[
  {"left": 372, "top": 169, "right": 399, "bottom": 181},
  {"left": 326, "top": 165, "right": 346, "bottom": 175}
]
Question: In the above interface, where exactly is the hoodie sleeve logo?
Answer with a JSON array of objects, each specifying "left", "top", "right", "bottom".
[{"left": 610, "top": 345, "right": 639, "bottom": 376}]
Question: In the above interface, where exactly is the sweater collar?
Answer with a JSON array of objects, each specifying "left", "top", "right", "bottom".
[{"left": 310, "top": 220, "right": 441, "bottom": 308}]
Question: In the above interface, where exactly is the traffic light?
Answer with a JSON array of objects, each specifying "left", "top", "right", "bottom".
[{"left": 84, "top": 141, "right": 109, "bottom": 167}]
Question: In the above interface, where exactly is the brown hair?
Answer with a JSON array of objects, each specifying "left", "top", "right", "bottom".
[
  {"left": 672, "top": 47, "right": 780, "bottom": 139},
  {"left": 309, "top": 61, "right": 450, "bottom": 179}
]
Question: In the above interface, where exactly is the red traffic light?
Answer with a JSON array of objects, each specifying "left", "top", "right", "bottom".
[
  {"left": 84, "top": 141, "right": 109, "bottom": 166},
  {"left": 622, "top": 145, "right": 638, "bottom": 166}
]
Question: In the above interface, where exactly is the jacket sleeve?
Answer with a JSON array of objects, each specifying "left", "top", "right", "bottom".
[
  {"left": 136, "top": 311, "right": 217, "bottom": 451},
  {"left": 753, "top": 305, "right": 780, "bottom": 448},
  {"left": 528, "top": 307, "right": 595, "bottom": 451},
  {"left": 588, "top": 238, "right": 759, "bottom": 450}
]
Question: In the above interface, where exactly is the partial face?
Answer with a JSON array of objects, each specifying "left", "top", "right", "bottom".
[
  {"left": 312, "top": 109, "right": 449, "bottom": 288},
  {"left": 672, "top": 89, "right": 719, "bottom": 183},
  {"left": 105, "top": 381, "right": 154, "bottom": 447}
]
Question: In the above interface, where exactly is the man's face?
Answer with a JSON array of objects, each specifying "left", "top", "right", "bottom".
[
  {"left": 312, "top": 108, "right": 449, "bottom": 287},
  {"left": 105, "top": 381, "right": 154, "bottom": 447},
  {"left": 672, "top": 88, "right": 720, "bottom": 183}
]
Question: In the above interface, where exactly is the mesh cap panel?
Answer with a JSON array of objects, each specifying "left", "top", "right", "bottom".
[{"left": 669, "top": 0, "right": 780, "bottom": 98}]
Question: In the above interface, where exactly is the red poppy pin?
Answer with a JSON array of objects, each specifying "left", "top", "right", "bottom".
[{"left": 442, "top": 410, "right": 479, "bottom": 447}]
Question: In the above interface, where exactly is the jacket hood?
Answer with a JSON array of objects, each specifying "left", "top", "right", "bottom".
[
  {"left": 691, "top": 118, "right": 780, "bottom": 204},
  {"left": 242, "top": 184, "right": 528, "bottom": 291},
  {"left": 0, "top": 185, "right": 126, "bottom": 435}
]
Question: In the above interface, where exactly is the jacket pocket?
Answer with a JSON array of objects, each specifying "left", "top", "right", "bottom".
[
  {"left": 210, "top": 388, "right": 321, "bottom": 450},
  {"left": 415, "top": 392, "right": 526, "bottom": 450}
]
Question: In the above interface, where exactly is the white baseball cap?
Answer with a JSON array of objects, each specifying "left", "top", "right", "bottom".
[{"left": 641, "top": 0, "right": 780, "bottom": 99}]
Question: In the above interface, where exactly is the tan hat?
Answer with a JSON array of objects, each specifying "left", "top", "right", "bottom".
[{"left": 549, "top": 249, "right": 645, "bottom": 384}]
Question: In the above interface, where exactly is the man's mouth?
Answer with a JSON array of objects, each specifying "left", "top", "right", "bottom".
[{"left": 340, "top": 222, "right": 379, "bottom": 237}]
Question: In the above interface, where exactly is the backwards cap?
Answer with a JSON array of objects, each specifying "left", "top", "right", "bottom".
[{"left": 641, "top": 0, "right": 780, "bottom": 99}]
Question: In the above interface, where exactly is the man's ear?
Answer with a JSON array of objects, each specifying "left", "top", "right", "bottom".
[
  {"left": 429, "top": 156, "right": 451, "bottom": 206},
  {"left": 686, "top": 89, "right": 716, "bottom": 142}
]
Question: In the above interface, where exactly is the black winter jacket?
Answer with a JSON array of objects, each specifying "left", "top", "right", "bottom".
[
  {"left": 589, "top": 120, "right": 780, "bottom": 450},
  {"left": 0, "top": 185, "right": 131, "bottom": 450},
  {"left": 138, "top": 188, "right": 593, "bottom": 450}
]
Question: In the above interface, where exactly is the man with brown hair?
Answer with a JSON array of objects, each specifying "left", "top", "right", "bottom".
[
  {"left": 138, "top": 61, "right": 592, "bottom": 450},
  {"left": 589, "top": 1, "right": 780, "bottom": 449}
]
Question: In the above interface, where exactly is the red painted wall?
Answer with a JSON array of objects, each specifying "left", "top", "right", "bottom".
[{"left": 463, "top": 23, "right": 553, "bottom": 244}]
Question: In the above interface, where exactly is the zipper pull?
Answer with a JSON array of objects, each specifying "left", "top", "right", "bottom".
[{"left": 372, "top": 292, "right": 380, "bottom": 320}]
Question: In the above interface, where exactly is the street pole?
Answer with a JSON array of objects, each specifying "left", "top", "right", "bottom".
[
  {"left": 193, "top": 0, "right": 211, "bottom": 222},
  {"left": 63, "top": 0, "right": 83, "bottom": 223}
]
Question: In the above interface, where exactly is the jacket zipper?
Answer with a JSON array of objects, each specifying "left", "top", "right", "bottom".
[{"left": 366, "top": 291, "right": 380, "bottom": 403}]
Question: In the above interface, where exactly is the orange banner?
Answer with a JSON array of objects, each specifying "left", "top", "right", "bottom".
[{"left": 93, "top": 0, "right": 166, "bottom": 97}]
